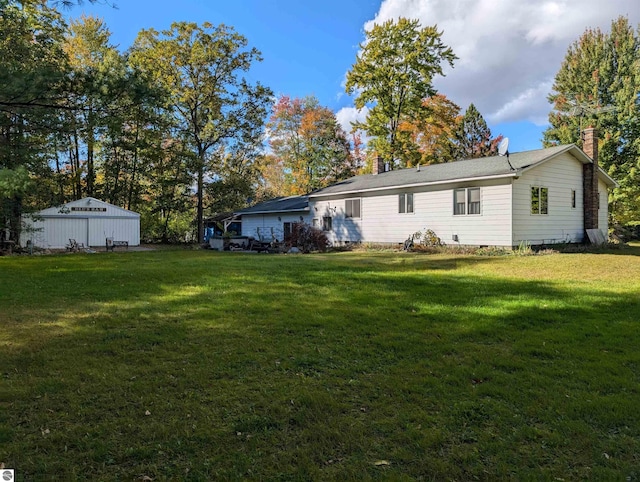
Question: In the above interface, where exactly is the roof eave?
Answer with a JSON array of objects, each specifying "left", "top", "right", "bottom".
[
  {"left": 598, "top": 169, "right": 618, "bottom": 188},
  {"left": 236, "top": 207, "right": 310, "bottom": 216},
  {"left": 309, "top": 172, "right": 520, "bottom": 199}
]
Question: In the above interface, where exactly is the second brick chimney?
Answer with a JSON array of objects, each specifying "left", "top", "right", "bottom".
[
  {"left": 373, "top": 156, "right": 386, "bottom": 175},
  {"left": 582, "top": 127, "right": 599, "bottom": 231}
]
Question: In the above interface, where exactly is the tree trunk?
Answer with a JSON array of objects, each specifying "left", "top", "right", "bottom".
[
  {"left": 73, "top": 131, "right": 82, "bottom": 199},
  {"left": 86, "top": 107, "right": 95, "bottom": 197},
  {"left": 127, "top": 121, "right": 140, "bottom": 211},
  {"left": 8, "top": 195, "right": 22, "bottom": 243},
  {"left": 197, "top": 163, "right": 204, "bottom": 244}
]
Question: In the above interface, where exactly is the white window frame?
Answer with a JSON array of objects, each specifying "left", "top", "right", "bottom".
[
  {"left": 399, "top": 193, "right": 414, "bottom": 214},
  {"left": 322, "top": 216, "right": 332, "bottom": 231},
  {"left": 453, "top": 188, "right": 481, "bottom": 216},
  {"left": 283, "top": 222, "right": 292, "bottom": 239},
  {"left": 467, "top": 187, "right": 481, "bottom": 215},
  {"left": 531, "top": 186, "right": 548, "bottom": 215},
  {"left": 345, "top": 198, "right": 361, "bottom": 218}
]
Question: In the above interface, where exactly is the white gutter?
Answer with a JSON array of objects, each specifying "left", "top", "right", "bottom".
[
  {"left": 236, "top": 208, "right": 310, "bottom": 215},
  {"left": 308, "top": 171, "right": 521, "bottom": 199}
]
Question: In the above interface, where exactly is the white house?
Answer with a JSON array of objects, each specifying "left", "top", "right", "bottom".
[
  {"left": 22, "top": 197, "right": 140, "bottom": 249},
  {"left": 236, "top": 129, "right": 616, "bottom": 248},
  {"left": 235, "top": 195, "right": 311, "bottom": 242}
]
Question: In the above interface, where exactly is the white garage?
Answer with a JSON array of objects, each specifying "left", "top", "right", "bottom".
[{"left": 22, "top": 197, "right": 140, "bottom": 249}]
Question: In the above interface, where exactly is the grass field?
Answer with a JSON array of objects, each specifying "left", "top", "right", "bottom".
[{"left": 1, "top": 246, "right": 639, "bottom": 480}]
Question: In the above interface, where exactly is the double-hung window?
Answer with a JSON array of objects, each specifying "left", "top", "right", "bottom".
[
  {"left": 399, "top": 193, "right": 414, "bottom": 213},
  {"left": 345, "top": 199, "right": 361, "bottom": 218},
  {"left": 531, "top": 186, "right": 548, "bottom": 214},
  {"left": 467, "top": 188, "right": 481, "bottom": 214},
  {"left": 453, "top": 188, "right": 481, "bottom": 215},
  {"left": 322, "top": 216, "right": 332, "bottom": 231}
]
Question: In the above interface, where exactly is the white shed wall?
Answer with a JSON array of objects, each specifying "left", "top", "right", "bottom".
[
  {"left": 311, "top": 178, "right": 513, "bottom": 246},
  {"left": 512, "top": 152, "right": 585, "bottom": 245},
  {"left": 241, "top": 213, "right": 311, "bottom": 242},
  {"left": 21, "top": 198, "right": 140, "bottom": 249},
  {"left": 89, "top": 218, "right": 140, "bottom": 246},
  {"left": 24, "top": 217, "right": 88, "bottom": 249}
]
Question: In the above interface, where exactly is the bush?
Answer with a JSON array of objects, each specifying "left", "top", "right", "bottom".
[
  {"left": 288, "top": 222, "right": 330, "bottom": 253},
  {"left": 405, "top": 229, "right": 444, "bottom": 250},
  {"left": 613, "top": 222, "right": 640, "bottom": 241}
]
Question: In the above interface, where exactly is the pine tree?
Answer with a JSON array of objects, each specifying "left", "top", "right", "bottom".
[
  {"left": 544, "top": 16, "right": 640, "bottom": 223},
  {"left": 0, "top": 1, "right": 69, "bottom": 242},
  {"left": 452, "top": 104, "right": 501, "bottom": 160}
]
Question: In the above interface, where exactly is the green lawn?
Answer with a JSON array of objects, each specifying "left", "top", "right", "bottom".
[{"left": 1, "top": 247, "right": 639, "bottom": 480}]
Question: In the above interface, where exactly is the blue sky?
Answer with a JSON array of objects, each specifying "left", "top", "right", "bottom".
[{"left": 70, "top": 0, "right": 639, "bottom": 153}]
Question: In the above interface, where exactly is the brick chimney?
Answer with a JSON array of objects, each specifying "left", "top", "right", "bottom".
[
  {"left": 582, "top": 127, "right": 599, "bottom": 231},
  {"left": 373, "top": 155, "right": 386, "bottom": 175}
]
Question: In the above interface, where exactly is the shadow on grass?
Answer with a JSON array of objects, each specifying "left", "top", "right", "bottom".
[
  {"left": 589, "top": 243, "right": 640, "bottom": 256},
  {"left": 1, "top": 251, "right": 639, "bottom": 480}
]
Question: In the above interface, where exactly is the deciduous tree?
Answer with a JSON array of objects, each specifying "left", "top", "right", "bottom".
[
  {"left": 62, "top": 15, "right": 119, "bottom": 197},
  {"left": 399, "top": 94, "right": 461, "bottom": 165},
  {"left": 130, "top": 22, "right": 272, "bottom": 243},
  {"left": 345, "top": 17, "right": 456, "bottom": 169},
  {"left": 267, "top": 95, "right": 355, "bottom": 194}
]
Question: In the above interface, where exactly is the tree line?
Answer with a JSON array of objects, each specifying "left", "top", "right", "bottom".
[
  {"left": 544, "top": 17, "right": 640, "bottom": 226},
  {"left": 1, "top": 2, "right": 637, "bottom": 246}
]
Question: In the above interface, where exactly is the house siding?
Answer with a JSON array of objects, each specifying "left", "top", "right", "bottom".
[
  {"left": 311, "top": 178, "right": 513, "bottom": 246},
  {"left": 512, "top": 152, "right": 585, "bottom": 245},
  {"left": 241, "top": 213, "right": 311, "bottom": 242}
]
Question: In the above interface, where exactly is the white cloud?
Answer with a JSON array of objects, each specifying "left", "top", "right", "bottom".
[
  {"left": 488, "top": 80, "right": 554, "bottom": 125},
  {"left": 360, "top": 0, "right": 640, "bottom": 126},
  {"left": 336, "top": 106, "right": 370, "bottom": 134}
]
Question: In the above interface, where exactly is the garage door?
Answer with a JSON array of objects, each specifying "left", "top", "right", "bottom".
[{"left": 44, "top": 218, "right": 88, "bottom": 249}]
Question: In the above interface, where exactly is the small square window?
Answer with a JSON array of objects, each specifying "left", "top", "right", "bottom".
[{"left": 345, "top": 199, "right": 361, "bottom": 218}]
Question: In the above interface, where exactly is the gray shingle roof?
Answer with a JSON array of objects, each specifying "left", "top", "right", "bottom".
[
  {"left": 310, "top": 144, "right": 577, "bottom": 197},
  {"left": 235, "top": 195, "right": 309, "bottom": 215},
  {"left": 236, "top": 144, "right": 615, "bottom": 214}
]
